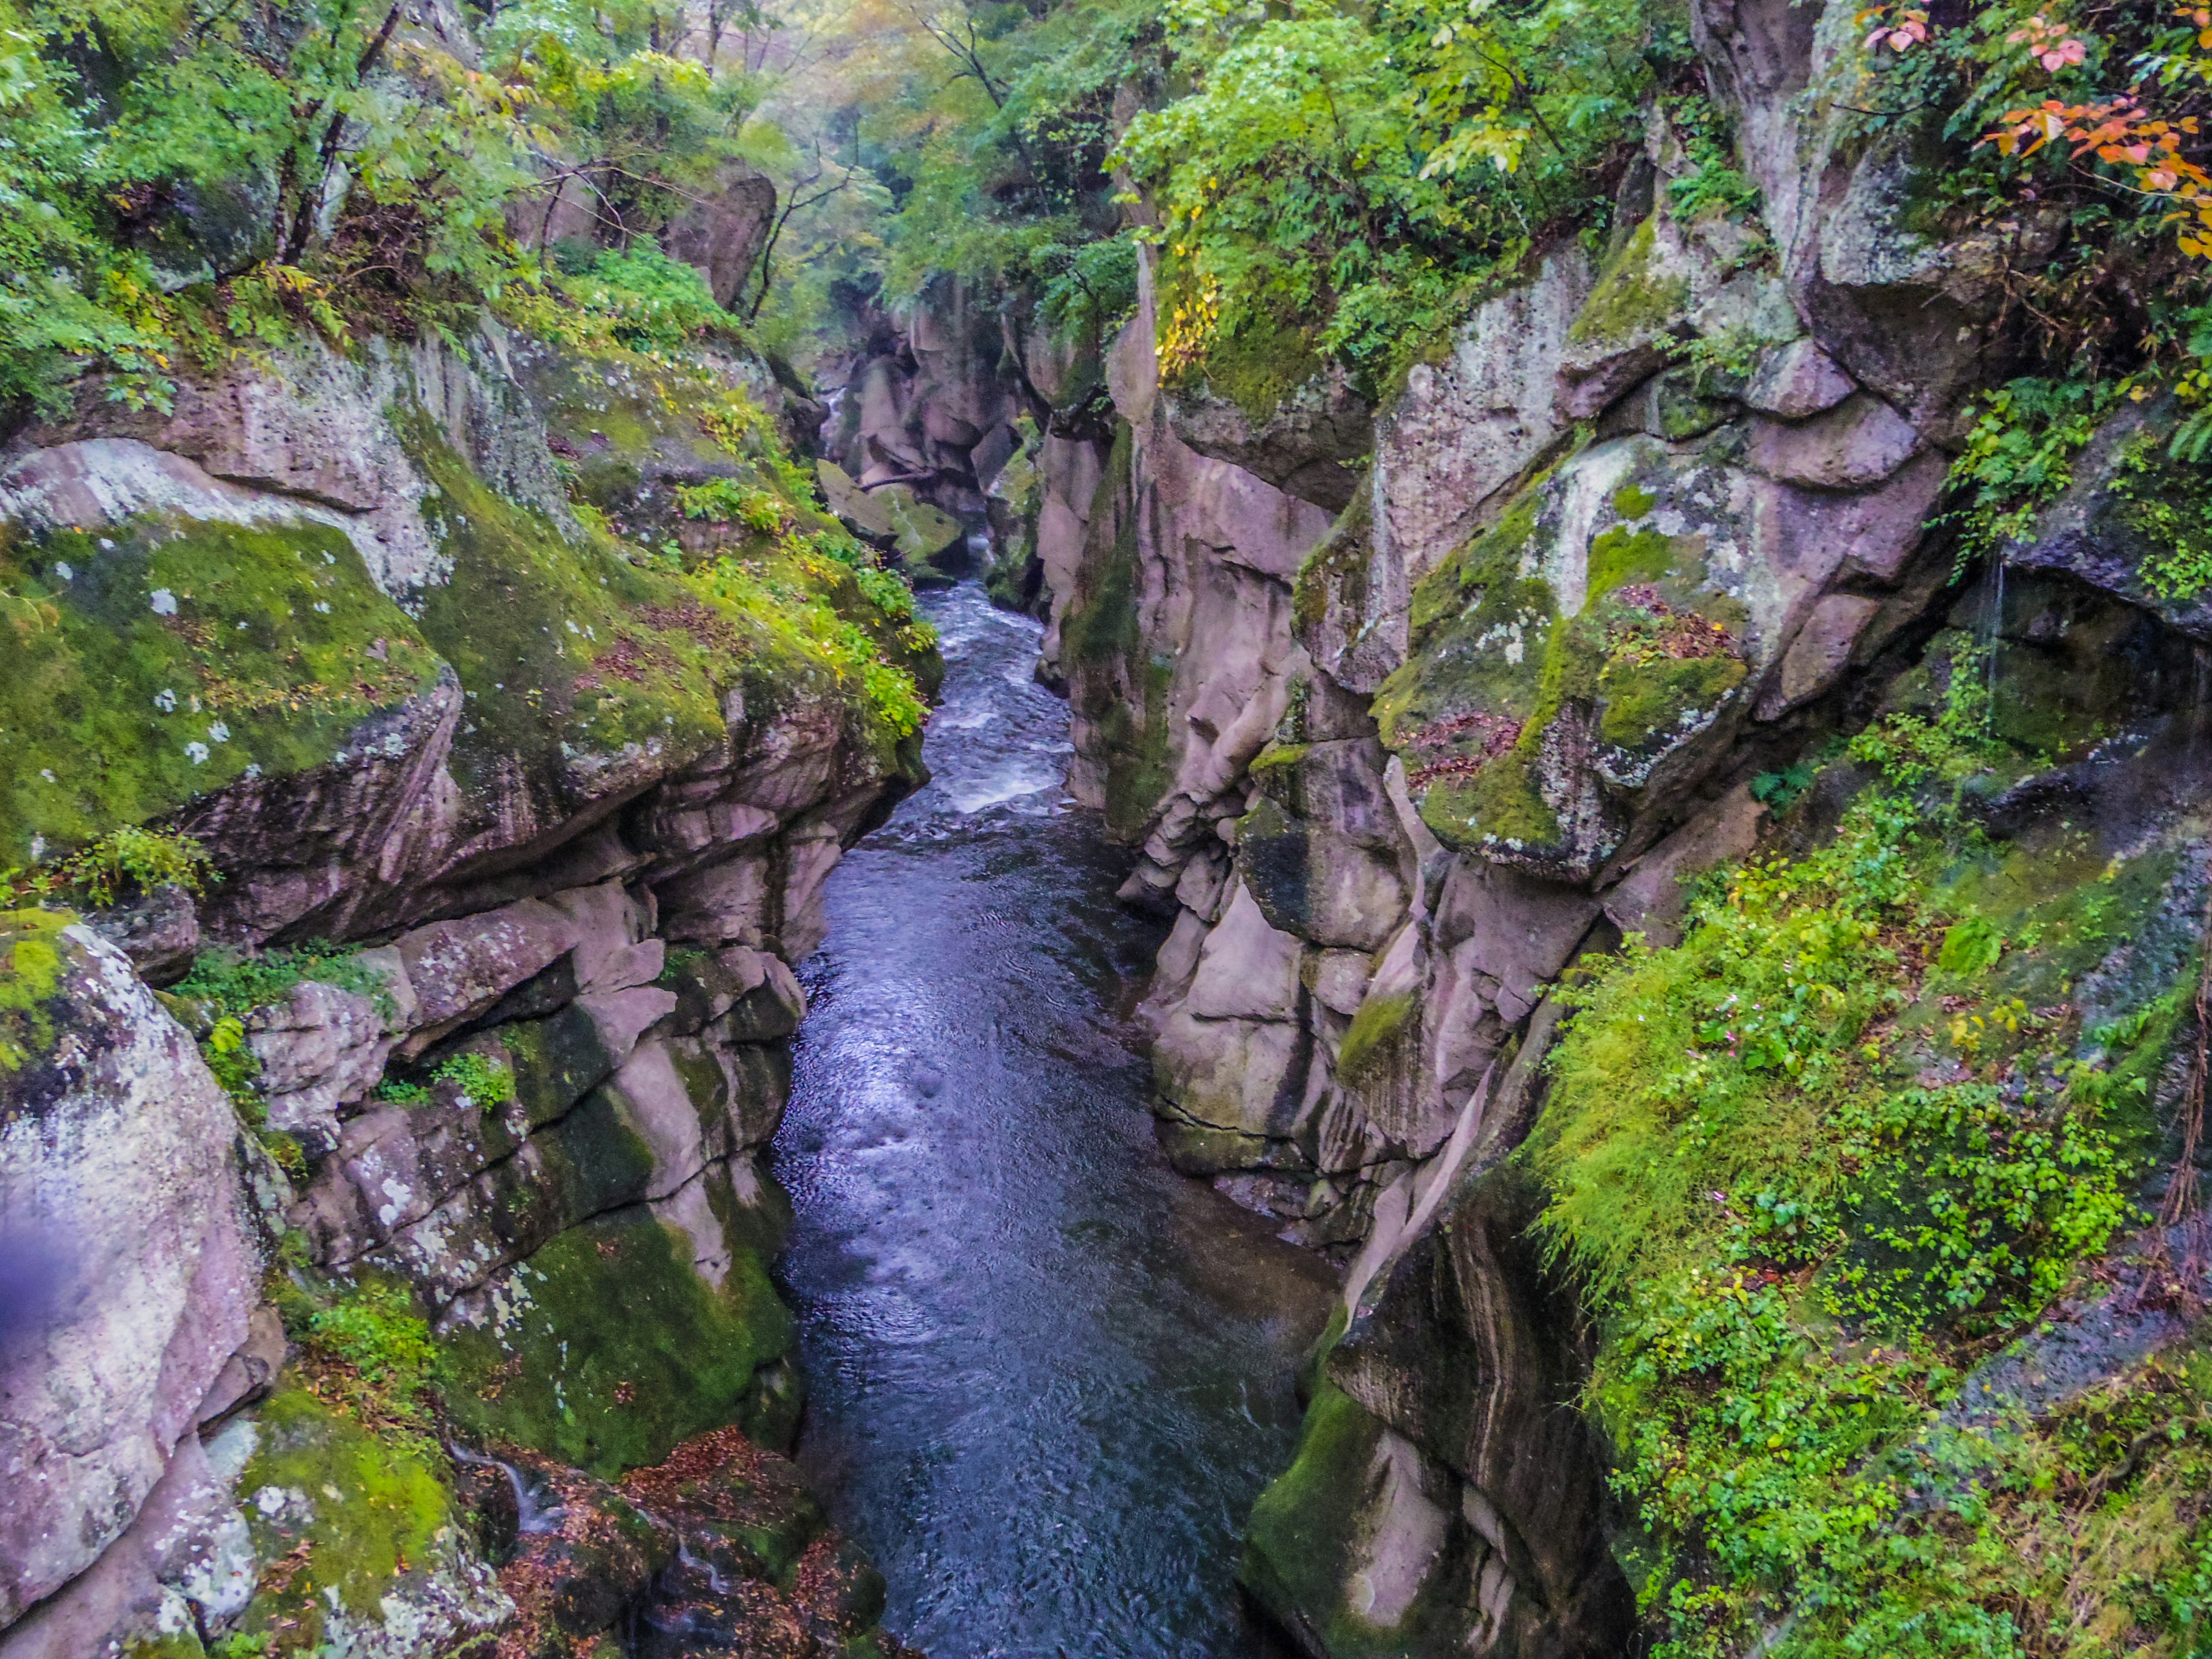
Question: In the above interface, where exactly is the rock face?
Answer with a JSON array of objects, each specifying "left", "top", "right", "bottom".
[
  {"left": 0, "top": 274, "right": 932, "bottom": 1650},
  {"left": 1003, "top": 0, "right": 2212, "bottom": 1650},
  {"left": 0, "top": 919, "right": 259, "bottom": 1632},
  {"left": 825, "top": 277, "right": 1036, "bottom": 520}
]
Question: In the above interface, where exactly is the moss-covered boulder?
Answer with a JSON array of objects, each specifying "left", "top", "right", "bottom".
[
  {"left": 0, "top": 506, "right": 442, "bottom": 869},
  {"left": 1372, "top": 438, "right": 1758, "bottom": 880},
  {"left": 1160, "top": 312, "right": 1374, "bottom": 512},
  {"left": 225, "top": 1387, "right": 512, "bottom": 1656},
  {"left": 438, "top": 1205, "right": 796, "bottom": 1478}
]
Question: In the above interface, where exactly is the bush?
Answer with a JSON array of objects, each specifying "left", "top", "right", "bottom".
[{"left": 0, "top": 825, "right": 215, "bottom": 910}]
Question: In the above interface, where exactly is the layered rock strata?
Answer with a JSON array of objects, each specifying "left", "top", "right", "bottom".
[
  {"left": 1002, "top": 0, "right": 2212, "bottom": 1649},
  {"left": 0, "top": 315, "right": 933, "bottom": 1658}
]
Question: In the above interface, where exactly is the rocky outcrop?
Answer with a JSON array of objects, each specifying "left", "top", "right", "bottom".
[
  {"left": 1006, "top": 0, "right": 2212, "bottom": 1650},
  {"left": 824, "top": 277, "right": 1033, "bottom": 520},
  {"left": 0, "top": 920, "right": 260, "bottom": 1634},
  {"left": 0, "top": 296, "right": 933, "bottom": 1655}
]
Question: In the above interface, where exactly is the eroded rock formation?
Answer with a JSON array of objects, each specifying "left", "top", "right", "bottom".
[
  {"left": 990, "top": 0, "right": 2212, "bottom": 1649},
  {"left": 0, "top": 308, "right": 933, "bottom": 1657}
]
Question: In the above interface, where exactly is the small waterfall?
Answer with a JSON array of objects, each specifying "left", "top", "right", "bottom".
[
  {"left": 449, "top": 1442, "right": 566, "bottom": 1535},
  {"left": 677, "top": 1543, "right": 732, "bottom": 1597},
  {"left": 1981, "top": 552, "right": 2008, "bottom": 729}
]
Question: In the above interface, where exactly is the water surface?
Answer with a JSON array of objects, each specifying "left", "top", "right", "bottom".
[{"left": 773, "top": 584, "right": 1336, "bottom": 1658}]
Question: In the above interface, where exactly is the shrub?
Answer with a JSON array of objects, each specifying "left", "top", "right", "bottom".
[{"left": 0, "top": 825, "right": 215, "bottom": 910}]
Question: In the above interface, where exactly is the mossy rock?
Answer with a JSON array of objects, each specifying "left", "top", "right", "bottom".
[
  {"left": 1240, "top": 1382, "right": 1476, "bottom": 1657},
  {"left": 1335, "top": 991, "right": 1417, "bottom": 1088},
  {"left": 0, "top": 907, "right": 71, "bottom": 1071},
  {"left": 1169, "top": 310, "right": 1325, "bottom": 428},
  {"left": 229, "top": 1385, "right": 506, "bottom": 1655},
  {"left": 1061, "top": 425, "right": 1177, "bottom": 838},
  {"left": 437, "top": 1205, "right": 796, "bottom": 1479},
  {"left": 1374, "top": 459, "right": 1749, "bottom": 866},
  {"left": 0, "top": 513, "right": 441, "bottom": 864},
  {"left": 1569, "top": 215, "right": 1689, "bottom": 349}
]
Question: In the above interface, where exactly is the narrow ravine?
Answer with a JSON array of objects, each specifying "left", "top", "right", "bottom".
[{"left": 772, "top": 583, "right": 1338, "bottom": 1658}]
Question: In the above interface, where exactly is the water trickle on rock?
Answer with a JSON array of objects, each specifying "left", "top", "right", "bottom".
[{"left": 774, "top": 582, "right": 1336, "bottom": 1658}]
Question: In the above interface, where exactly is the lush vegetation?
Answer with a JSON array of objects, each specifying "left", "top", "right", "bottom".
[
  {"left": 1534, "top": 643, "right": 2208, "bottom": 1658},
  {"left": 0, "top": 824, "right": 213, "bottom": 910},
  {"left": 1826, "top": 0, "right": 2212, "bottom": 594},
  {"left": 0, "top": 0, "right": 786, "bottom": 412},
  {"left": 1116, "top": 0, "right": 1677, "bottom": 390}
]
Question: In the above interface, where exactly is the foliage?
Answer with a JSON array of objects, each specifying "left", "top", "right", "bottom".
[
  {"left": 202, "top": 1013, "right": 260, "bottom": 1110},
  {"left": 1840, "top": 0, "right": 2212, "bottom": 397},
  {"left": 1032, "top": 234, "right": 1141, "bottom": 340},
  {"left": 175, "top": 943, "right": 397, "bottom": 1024},
  {"left": 1113, "top": 0, "right": 1673, "bottom": 389},
  {"left": 1943, "top": 376, "right": 2119, "bottom": 567},
  {"left": 518, "top": 245, "right": 754, "bottom": 360},
  {"left": 2111, "top": 429, "right": 2212, "bottom": 598},
  {"left": 1748, "top": 761, "right": 1817, "bottom": 811},
  {"left": 677, "top": 475, "right": 787, "bottom": 531},
  {"left": 0, "top": 825, "right": 214, "bottom": 910},
  {"left": 303, "top": 1279, "right": 438, "bottom": 1424},
  {"left": 690, "top": 552, "right": 930, "bottom": 737},
  {"left": 0, "top": 0, "right": 779, "bottom": 415},
  {"left": 1533, "top": 640, "right": 2201, "bottom": 1659},
  {"left": 433, "top": 1050, "right": 517, "bottom": 1111},
  {"left": 1664, "top": 94, "right": 1761, "bottom": 227}
]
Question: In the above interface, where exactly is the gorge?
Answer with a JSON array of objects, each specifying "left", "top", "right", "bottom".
[{"left": 6, "top": 0, "right": 2212, "bottom": 1655}]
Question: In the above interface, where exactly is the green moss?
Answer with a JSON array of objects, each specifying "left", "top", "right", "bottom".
[
  {"left": 1403, "top": 485, "right": 1546, "bottom": 642},
  {"left": 1248, "top": 740, "right": 1310, "bottom": 793},
  {"left": 1380, "top": 471, "right": 1744, "bottom": 853},
  {"left": 1180, "top": 312, "right": 1324, "bottom": 426},
  {"left": 1241, "top": 1381, "right": 1465, "bottom": 1656},
  {"left": 404, "top": 421, "right": 725, "bottom": 779},
  {"left": 1293, "top": 491, "right": 1372, "bottom": 638},
  {"left": 1416, "top": 751, "right": 1560, "bottom": 850},
  {"left": 1585, "top": 523, "right": 1676, "bottom": 597},
  {"left": 0, "top": 907, "right": 68, "bottom": 1069},
  {"left": 482, "top": 1002, "right": 620, "bottom": 1128},
  {"left": 1335, "top": 991, "right": 1415, "bottom": 1085},
  {"left": 1594, "top": 650, "right": 1745, "bottom": 751},
  {"left": 1568, "top": 215, "right": 1688, "bottom": 347},
  {"left": 437, "top": 1207, "right": 795, "bottom": 1478},
  {"left": 230, "top": 1385, "right": 459, "bottom": 1652},
  {"left": 0, "top": 514, "right": 439, "bottom": 863},
  {"left": 1612, "top": 483, "right": 1657, "bottom": 521}
]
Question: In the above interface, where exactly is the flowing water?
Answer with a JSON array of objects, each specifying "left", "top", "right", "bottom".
[{"left": 772, "top": 582, "right": 1337, "bottom": 1658}]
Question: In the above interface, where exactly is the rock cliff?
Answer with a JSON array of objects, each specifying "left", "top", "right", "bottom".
[
  {"left": 1000, "top": 0, "right": 2212, "bottom": 1649},
  {"left": 0, "top": 313, "right": 936, "bottom": 1658}
]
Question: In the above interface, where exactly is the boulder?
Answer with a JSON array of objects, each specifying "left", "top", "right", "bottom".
[
  {"left": 661, "top": 161, "right": 778, "bottom": 311},
  {"left": 0, "top": 920, "right": 260, "bottom": 1626}
]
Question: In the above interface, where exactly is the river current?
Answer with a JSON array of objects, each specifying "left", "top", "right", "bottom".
[{"left": 771, "top": 582, "right": 1336, "bottom": 1658}]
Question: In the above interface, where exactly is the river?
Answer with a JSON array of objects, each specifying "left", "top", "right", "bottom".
[{"left": 771, "top": 581, "right": 1337, "bottom": 1658}]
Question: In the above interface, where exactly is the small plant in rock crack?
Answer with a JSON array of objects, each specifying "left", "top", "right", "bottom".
[
  {"left": 1, "top": 825, "right": 216, "bottom": 911},
  {"left": 433, "top": 1051, "right": 516, "bottom": 1112}
]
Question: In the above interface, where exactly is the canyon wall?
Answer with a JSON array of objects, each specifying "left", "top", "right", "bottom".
[
  {"left": 0, "top": 316, "right": 934, "bottom": 1658},
  {"left": 1027, "top": 0, "right": 2212, "bottom": 1650}
]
